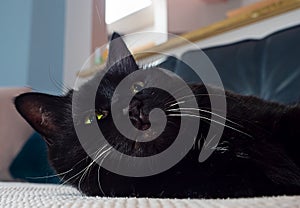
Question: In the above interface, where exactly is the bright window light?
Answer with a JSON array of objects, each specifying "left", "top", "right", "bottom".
[{"left": 105, "top": 0, "right": 152, "bottom": 24}]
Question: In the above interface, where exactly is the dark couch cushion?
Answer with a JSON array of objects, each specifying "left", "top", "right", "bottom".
[
  {"left": 175, "top": 24, "right": 300, "bottom": 104},
  {"left": 10, "top": 133, "right": 60, "bottom": 183}
]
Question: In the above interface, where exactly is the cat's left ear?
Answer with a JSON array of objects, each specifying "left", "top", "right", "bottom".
[
  {"left": 106, "top": 32, "right": 138, "bottom": 72},
  {"left": 14, "top": 92, "right": 70, "bottom": 144}
]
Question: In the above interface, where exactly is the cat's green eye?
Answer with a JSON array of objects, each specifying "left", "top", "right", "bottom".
[
  {"left": 84, "top": 116, "right": 93, "bottom": 125},
  {"left": 131, "top": 81, "right": 144, "bottom": 94},
  {"left": 84, "top": 112, "right": 105, "bottom": 125}
]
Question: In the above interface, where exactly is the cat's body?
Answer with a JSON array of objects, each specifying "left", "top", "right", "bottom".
[{"left": 15, "top": 33, "right": 300, "bottom": 198}]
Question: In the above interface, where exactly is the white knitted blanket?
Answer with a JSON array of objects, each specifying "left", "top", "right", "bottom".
[{"left": 0, "top": 182, "right": 299, "bottom": 208}]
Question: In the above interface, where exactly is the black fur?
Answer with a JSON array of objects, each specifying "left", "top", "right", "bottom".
[{"left": 14, "top": 33, "right": 300, "bottom": 198}]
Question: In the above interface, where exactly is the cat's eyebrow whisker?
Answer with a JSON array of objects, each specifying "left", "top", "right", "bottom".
[
  {"left": 167, "top": 114, "right": 253, "bottom": 138},
  {"left": 167, "top": 108, "right": 242, "bottom": 128}
]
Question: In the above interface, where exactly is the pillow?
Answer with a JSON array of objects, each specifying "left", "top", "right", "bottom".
[
  {"left": 0, "top": 87, "right": 33, "bottom": 181},
  {"left": 10, "top": 132, "right": 60, "bottom": 183},
  {"left": 175, "top": 24, "right": 300, "bottom": 104}
]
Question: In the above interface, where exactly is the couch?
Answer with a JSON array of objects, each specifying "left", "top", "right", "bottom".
[{"left": 1, "top": 24, "right": 300, "bottom": 207}]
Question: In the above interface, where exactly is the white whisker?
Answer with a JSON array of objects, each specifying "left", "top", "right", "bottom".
[
  {"left": 167, "top": 107, "right": 242, "bottom": 127},
  {"left": 168, "top": 93, "right": 227, "bottom": 107},
  {"left": 167, "top": 101, "right": 186, "bottom": 108},
  {"left": 78, "top": 145, "right": 111, "bottom": 192},
  {"left": 203, "top": 134, "right": 217, "bottom": 149},
  {"left": 59, "top": 145, "right": 109, "bottom": 189},
  {"left": 26, "top": 169, "right": 73, "bottom": 179},
  {"left": 97, "top": 150, "right": 111, "bottom": 196},
  {"left": 167, "top": 114, "right": 252, "bottom": 138}
]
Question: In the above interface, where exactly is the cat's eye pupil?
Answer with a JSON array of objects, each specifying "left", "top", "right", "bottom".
[{"left": 132, "top": 81, "right": 144, "bottom": 94}]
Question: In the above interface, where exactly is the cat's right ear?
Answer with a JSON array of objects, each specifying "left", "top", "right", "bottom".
[
  {"left": 106, "top": 32, "right": 138, "bottom": 72},
  {"left": 14, "top": 92, "right": 70, "bottom": 143}
]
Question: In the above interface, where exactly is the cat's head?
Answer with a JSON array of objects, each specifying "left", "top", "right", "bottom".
[{"left": 14, "top": 33, "right": 195, "bottom": 180}]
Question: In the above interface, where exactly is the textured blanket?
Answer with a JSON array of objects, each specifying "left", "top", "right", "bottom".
[{"left": 0, "top": 182, "right": 299, "bottom": 208}]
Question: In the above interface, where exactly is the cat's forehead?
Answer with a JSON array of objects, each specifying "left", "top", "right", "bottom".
[{"left": 76, "top": 66, "right": 173, "bottom": 100}]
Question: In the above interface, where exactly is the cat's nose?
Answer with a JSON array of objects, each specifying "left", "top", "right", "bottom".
[
  {"left": 138, "top": 110, "right": 149, "bottom": 124},
  {"left": 129, "top": 99, "right": 150, "bottom": 130}
]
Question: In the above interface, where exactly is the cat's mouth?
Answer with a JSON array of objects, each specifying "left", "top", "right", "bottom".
[{"left": 130, "top": 116, "right": 151, "bottom": 130}]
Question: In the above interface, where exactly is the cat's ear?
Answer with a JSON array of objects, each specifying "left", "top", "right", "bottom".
[
  {"left": 106, "top": 32, "right": 138, "bottom": 71},
  {"left": 14, "top": 92, "right": 70, "bottom": 143}
]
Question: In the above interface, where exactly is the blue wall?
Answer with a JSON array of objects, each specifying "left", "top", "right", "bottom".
[
  {"left": 27, "top": 0, "right": 65, "bottom": 94},
  {"left": 0, "top": 0, "right": 33, "bottom": 86},
  {"left": 0, "top": 0, "right": 65, "bottom": 94}
]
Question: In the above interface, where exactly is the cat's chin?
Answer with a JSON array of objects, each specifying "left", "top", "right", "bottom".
[{"left": 125, "top": 128, "right": 160, "bottom": 142}]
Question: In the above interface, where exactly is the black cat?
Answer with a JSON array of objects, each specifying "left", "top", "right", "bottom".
[{"left": 15, "top": 33, "right": 300, "bottom": 198}]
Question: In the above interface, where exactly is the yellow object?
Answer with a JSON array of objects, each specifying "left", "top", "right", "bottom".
[{"left": 84, "top": 112, "right": 104, "bottom": 125}]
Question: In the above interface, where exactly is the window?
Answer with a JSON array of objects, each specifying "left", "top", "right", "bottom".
[{"left": 105, "top": 0, "right": 152, "bottom": 24}]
